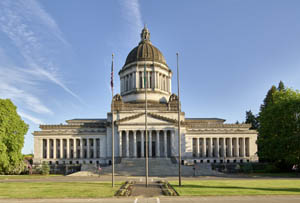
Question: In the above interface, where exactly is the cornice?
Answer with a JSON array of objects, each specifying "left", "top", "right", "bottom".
[{"left": 119, "top": 61, "right": 171, "bottom": 75}]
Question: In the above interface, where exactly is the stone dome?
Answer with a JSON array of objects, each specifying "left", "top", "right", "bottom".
[{"left": 124, "top": 26, "right": 167, "bottom": 67}]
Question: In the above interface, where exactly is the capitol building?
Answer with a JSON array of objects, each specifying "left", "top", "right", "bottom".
[{"left": 33, "top": 27, "right": 258, "bottom": 166}]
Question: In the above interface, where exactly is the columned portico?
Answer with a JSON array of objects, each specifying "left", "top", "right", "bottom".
[
  {"left": 191, "top": 136, "right": 253, "bottom": 163},
  {"left": 117, "top": 129, "right": 175, "bottom": 158}
]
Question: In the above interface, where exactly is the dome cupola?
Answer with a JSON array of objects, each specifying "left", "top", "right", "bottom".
[
  {"left": 124, "top": 25, "right": 167, "bottom": 67},
  {"left": 119, "top": 26, "right": 172, "bottom": 103}
]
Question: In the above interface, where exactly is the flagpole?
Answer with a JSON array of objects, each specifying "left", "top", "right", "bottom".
[
  {"left": 177, "top": 53, "right": 182, "bottom": 187},
  {"left": 144, "top": 62, "right": 149, "bottom": 187},
  {"left": 111, "top": 53, "right": 115, "bottom": 187}
]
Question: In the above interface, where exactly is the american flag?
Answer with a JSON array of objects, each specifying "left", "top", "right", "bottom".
[{"left": 111, "top": 54, "right": 114, "bottom": 89}]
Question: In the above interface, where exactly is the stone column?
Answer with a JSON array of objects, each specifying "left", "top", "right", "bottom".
[
  {"left": 135, "top": 70, "right": 140, "bottom": 89},
  {"left": 156, "top": 130, "right": 160, "bottom": 157},
  {"left": 87, "top": 138, "right": 90, "bottom": 159},
  {"left": 126, "top": 131, "right": 129, "bottom": 157},
  {"left": 203, "top": 138, "right": 206, "bottom": 157},
  {"left": 208, "top": 138, "right": 212, "bottom": 157},
  {"left": 196, "top": 138, "right": 200, "bottom": 157},
  {"left": 133, "top": 131, "right": 137, "bottom": 157},
  {"left": 236, "top": 138, "right": 240, "bottom": 157},
  {"left": 228, "top": 138, "right": 232, "bottom": 157},
  {"left": 133, "top": 72, "right": 136, "bottom": 89},
  {"left": 123, "top": 77, "right": 125, "bottom": 91},
  {"left": 216, "top": 138, "right": 219, "bottom": 158},
  {"left": 60, "top": 139, "right": 63, "bottom": 159},
  {"left": 156, "top": 72, "right": 158, "bottom": 89},
  {"left": 169, "top": 75, "right": 171, "bottom": 92},
  {"left": 80, "top": 138, "right": 83, "bottom": 159},
  {"left": 241, "top": 137, "right": 245, "bottom": 157},
  {"left": 148, "top": 71, "right": 151, "bottom": 88},
  {"left": 66, "top": 138, "right": 70, "bottom": 159},
  {"left": 164, "top": 130, "right": 167, "bottom": 157},
  {"left": 53, "top": 139, "right": 56, "bottom": 159},
  {"left": 73, "top": 139, "right": 77, "bottom": 159},
  {"left": 119, "top": 131, "right": 122, "bottom": 157},
  {"left": 46, "top": 139, "right": 50, "bottom": 159},
  {"left": 93, "top": 138, "right": 97, "bottom": 159},
  {"left": 149, "top": 131, "right": 152, "bottom": 157},
  {"left": 129, "top": 74, "right": 132, "bottom": 90},
  {"left": 141, "top": 131, "right": 144, "bottom": 157}
]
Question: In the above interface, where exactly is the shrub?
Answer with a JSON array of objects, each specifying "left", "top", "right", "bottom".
[
  {"left": 241, "top": 163, "right": 253, "bottom": 173},
  {"left": 264, "top": 164, "right": 280, "bottom": 173},
  {"left": 41, "top": 162, "right": 50, "bottom": 175}
]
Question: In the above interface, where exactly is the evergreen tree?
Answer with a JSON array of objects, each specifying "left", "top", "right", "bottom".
[
  {"left": 278, "top": 80, "right": 285, "bottom": 91},
  {"left": 245, "top": 110, "right": 258, "bottom": 129},
  {"left": 0, "top": 99, "right": 28, "bottom": 174},
  {"left": 257, "top": 88, "right": 300, "bottom": 170},
  {"left": 260, "top": 85, "right": 277, "bottom": 111}
]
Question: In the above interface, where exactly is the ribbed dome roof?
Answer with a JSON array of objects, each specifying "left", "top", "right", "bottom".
[{"left": 124, "top": 26, "right": 167, "bottom": 66}]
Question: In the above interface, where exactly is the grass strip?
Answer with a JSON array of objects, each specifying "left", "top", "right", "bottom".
[
  {"left": 170, "top": 179, "right": 300, "bottom": 196},
  {"left": 0, "top": 175, "right": 62, "bottom": 180},
  {"left": 0, "top": 181, "right": 121, "bottom": 198}
]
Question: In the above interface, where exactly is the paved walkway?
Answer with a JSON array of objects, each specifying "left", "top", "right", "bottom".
[
  {"left": 1, "top": 196, "right": 300, "bottom": 203},
  {"left": 131, "top": 182, "right": 162, "bottom": 197}
]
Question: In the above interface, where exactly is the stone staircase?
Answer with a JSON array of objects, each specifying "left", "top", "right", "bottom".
[{"left": 69, "top": 158, "right": 222, "bottom": 177}]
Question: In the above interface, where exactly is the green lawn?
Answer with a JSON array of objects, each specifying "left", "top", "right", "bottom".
[
  {"left": 247, "top": 173, "right": 300, "bottom": 178},
  {"left": 0, "top": 182, "right": 121, "bottom": 198},
  {"left": 170, "top": 179, "right": 300, "bottom": 196},
  {"left": 0, "top": 175, "right": 62, "bottom": 180}
]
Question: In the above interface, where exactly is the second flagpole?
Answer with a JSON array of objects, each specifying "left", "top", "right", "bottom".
[
  {"left": 144, "top": 62, "right": 149, "bottom": 187},
  {"left": 111, "top": 53, "right": 115, "bottom": 187}
]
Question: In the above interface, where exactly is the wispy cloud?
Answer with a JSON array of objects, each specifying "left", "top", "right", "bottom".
[
  {"left": 0, "top": 65, "right": 53, "bottom": 115},
  {"left": 0, "top": 0, "right": 80, "bottom": 101},
  {"left": 0, "top": 0, "right": 83, "bottom": 124},
  {"left": 119, "top": 0, "right": 143, "bottom": 30},
  {"left": 18, "top": 111, "right": 44, "bottom": 125},
  {"left": 118, "top": 0, "right": 143, "bottom": 43}
]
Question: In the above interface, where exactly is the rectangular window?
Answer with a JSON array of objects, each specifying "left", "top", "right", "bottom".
[
  {"left": 150, "top": 72, "right": 152, "bottom": 88},
  {"left": 139, "top": 72, "right": 143, "bottom": 88}
]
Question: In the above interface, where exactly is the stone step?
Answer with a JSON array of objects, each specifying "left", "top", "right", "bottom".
[{"left": 68, "top": 158, "right": 223, "bottom": 177}]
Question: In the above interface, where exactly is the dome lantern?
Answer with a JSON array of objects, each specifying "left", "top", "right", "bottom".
[
  {"left": 123, "top": 27, "right": 167, "bottom": 67},
  {"left": 140, "top": 24, "right": 150, "bottom": 43}
]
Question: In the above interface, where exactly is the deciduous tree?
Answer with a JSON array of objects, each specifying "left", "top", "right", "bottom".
[{"left": 0, "top": 99, "right": 28, "bottom": 174}]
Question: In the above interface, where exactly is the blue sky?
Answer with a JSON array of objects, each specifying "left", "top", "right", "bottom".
[{"left": 1, "top": 0, "right": 300, "bottom": 154}]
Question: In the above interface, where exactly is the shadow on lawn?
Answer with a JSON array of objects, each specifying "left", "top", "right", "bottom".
[{"left": 180, "top": 184, "right": 300, "bottom": 193}]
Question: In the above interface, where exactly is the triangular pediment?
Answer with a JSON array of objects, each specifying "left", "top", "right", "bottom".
[{"left": 116, "top": 112, "right": 176, "bottom": 125}]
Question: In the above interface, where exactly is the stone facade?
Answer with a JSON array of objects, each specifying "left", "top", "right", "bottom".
[{"left": 33, "top": 27, "right": 258, "bottom": 165}]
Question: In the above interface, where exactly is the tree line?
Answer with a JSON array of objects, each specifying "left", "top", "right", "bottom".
[{"left": 245, "top": 81, "right": 300, "bottom": 171}]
